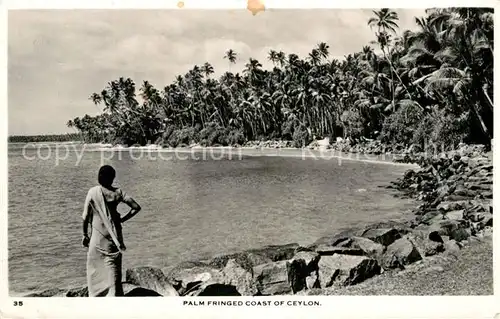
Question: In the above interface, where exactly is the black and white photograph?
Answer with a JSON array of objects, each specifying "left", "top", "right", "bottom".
[{"left": 2, "top": 1, "right": 496, "bottom": 313}]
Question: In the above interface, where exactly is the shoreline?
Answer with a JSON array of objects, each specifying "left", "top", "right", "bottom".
[
  {"left": 16, "top": 143, "right": 492, "bottom": 297},
  {"left": 95, "top": 147, "right": 418, "bottom": 167},
  {"left": 13, "top": 140, "right": 419, "bottom": 167}
]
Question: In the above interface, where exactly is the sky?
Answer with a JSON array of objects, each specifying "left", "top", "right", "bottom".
[{"left": 8, "top": 9, "right": 426, "bottom": 135}]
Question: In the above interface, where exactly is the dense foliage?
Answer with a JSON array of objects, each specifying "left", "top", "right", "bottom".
[
  {"left": 8, "top": 134, "right": 81, "bottom": 143},
  {"left": 67, "top": 8, "right": 493, "bottom": 149}
]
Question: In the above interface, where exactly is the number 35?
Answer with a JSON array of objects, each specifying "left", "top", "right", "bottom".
[{"left": 14, "top": 301, "right": 23, "bottom": 306}]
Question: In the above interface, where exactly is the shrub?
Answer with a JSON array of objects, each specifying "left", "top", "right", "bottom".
[
  {"left": 340, "top": 109, "right": 364, "bottom": 140},
  {"left": 380, "top": 104, "right": 424, "bottom": 146},
  {"left": 166, "top": 127, "right": 199, "bottom": 147},
  {"left": 226, "top": 129, "right": 246, "bottom": 146},
  {"left": 292, "top": 124, "right": 312, "bottom": 148},
  {"left": 199, "top": 122, "right": 229, "bottom": 146},
  {"left": 429, "top": 110, "right": 469, "bottom": 151},
  {"left": 281, "top": 117, "right": 298, "bottom": 141}
]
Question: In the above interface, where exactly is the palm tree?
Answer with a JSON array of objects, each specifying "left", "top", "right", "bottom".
[
  {"left": 68, "top": 8, "right": 493, "bottom": 148},
  {"left": 224, "top": 49, "right": 237, "bottom": 71},
  {"left": 368, "top": 8, "right": 400, "bottom": 34},
  {"left": 268, "top": 50, "right": 279, "bottom": 65},
  {"left": 368, "top": 8, "right": 416, "bottom": 109},
  {"left": 201, "top": 62, "right": 215, "bottom": 78}
]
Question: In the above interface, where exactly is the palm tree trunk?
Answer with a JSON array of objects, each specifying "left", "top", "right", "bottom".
[
  {"left": 482, "top": 86, "right": 494, "bottom": 112},
  {"left": 471, "top": 102, "right": 491, "bottom": 140},
  {"left": 382, "top": 48, "right": 423, "bottom": 111}
]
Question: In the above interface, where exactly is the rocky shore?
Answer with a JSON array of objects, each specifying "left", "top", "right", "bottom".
[{"left": 25, "top": 144, "right": 493, "bottom": 297}]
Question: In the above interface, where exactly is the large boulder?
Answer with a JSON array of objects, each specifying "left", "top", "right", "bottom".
[
  {"left": 253, "top": 260, "right": 305, "bottom": 295},
  {"left": 381, "top": 237, "right": 422, "bottom": 269},
  {"left": 363, "top": 221, "right": 412, "bottom": 235},
  {"left": 291, "top": 251, "right": 321, "bottom": 291},
  {"left": 443, "top": 239, "right": 461, "bottom": 257},
  {"left": 361, "top": 228, "right": 401, "bottom": 247},
  {"left": 437, "top": 201, "right": 470, "bottom": 212},
  {"left": 405, "top": 229, "right": 444, "bottom": 257},
  {"left": 123, "top": 283, "right": 163, "bottom": 296},
  {"left": 221, "top": 259, "right": 257, "bottom": 296},
  {"left": 208, "top": 252, "right": 271, "bottom": 274},
  {"left": 444, "top": 210, "right": 464, "bottom": 221},
  {"left": 334, "top": 236, "right": 385, "bottom": 260},
  {"left": 291, "top": 251, "right": 321, "bottom": 273},
  {"left": 125, "top": 266, "right": 179, "bottom": 296},
  {"left": 165, "top": 261, "right": 222, "bottom": 295},
  {"left": 246, "top": 243, "right": 300, "bottom": 262},
  {"left": 187, "top": 283, "right": 241, "bottom": 296},
  {"left": 286, "top": 258, "right": 308, "bottom": 293},
  {"left": 428, "top": 220, "right": 471, "bottom": 242},
  {"left": 208, "top": 243, "right": 299, "bottom": 270},
  {"left": 178, "top": 259, "right": 257, "bottom": 296},
  {"left": 317, "top": 254, "right": 380, "bottom": 288},
  {"left": 313, "top": 228, "right": 365, "bottom": 247},
  {"left": 418, "top": 210, "right": 445, "bottom": 225}
]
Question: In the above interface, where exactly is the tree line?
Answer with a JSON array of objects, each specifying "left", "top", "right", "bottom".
[
  {"left": 9, "top": 134, "right": 82, "bottom": 143},
  {"left": 67, "top": 8, "right": 493, "bottom": 149}
]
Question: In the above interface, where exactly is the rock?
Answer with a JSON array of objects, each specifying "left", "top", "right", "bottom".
[
  {"left": 177, "top": 259, "right": 258, "bottom": 297},
  {"left": 452, "top": 186, "right": 477, "bottom": 198},
  {"left": 313, "top": 228, "right": 364, "bottom": 247},
  {"left": 428, "top": 220, "right": 471, "bottom": 242},
  {"left": 465, "top": 183, "right": 492, "bottom": 191},
  {"left": 405, "top": 230, "right": 444, "bottom": 257},
  {"left": 449, "top": 227, "right": 471, "bottom": 242},
  {"left": 467, "top": 210, "right": 492, "bottom": 224},
  {"left": 65, "top": 286, "right": 88, "bottom": 297},
  {"left": 361, "top": 228, "right": 401, "bottom": 247},
  {"left": 253, "top": 261, "right": 293, "bottom": 295},
  {"left": 211, "top": 243, "right": 300, "bottom": 269},
  {"left": 166, "top": 262, "right": 227, "bottom": 295},
  {"left": 437, "top": 201, "right": 469, "bottom": 212},
  {"left": 314, "top": 245, "right": 365, "bottom": 256},
  {"left": 445, "top": 195, "right": 474, "bottom": 201},
  {"left": 429, "top": 220, "right": 464, "bottom": 237},
  {"left": 305, "top": 271, "right": 320, "bottom": 290},
  {"left": 466, "top": 176, "right": 493, "bottom": 184},
  {"left": 289, "top": 251, "right": 321, "bottom": 292},
  {"left": 340, "top": 236, "right": 385, "bottom": 260},
  {"left": 480, "top": 164, "right": 493, "bottom": 172},
  {"left": 445, "top": 210, "right": 464, "bottom": 221},
  {"left": 24, "top": 288, "right": 66, "bottom": 297},
  {"left": 188, "top": 283, "right": 241, "bottom": 296},
  {"left": 460, "top": 156, "right": 470, "bottom": 164},
  {"left": 476, "top": 226, "right": 493, "bottom": 240},
  {"left": 443, "top": 239, "right": 461, "bottom": 257},
  {"left": 482, "top": 213, "right": 493, "bottom": 227},
  {"left": 286, "top": 259, "right": 308, "bottom": 293},
  {"left": 482, "top": 191, "right": 493, "bottom": 199},
  {"left": 382, "top": 238, "right": 422, "bottom": 269},
  {"left": 123, "top": 283, "right": 163, "bottom": 296},
  {"left": 419, "top": 210, "right": 445, "bottom": 225},
  {"left": 291, "top": 251, "right": 321, "bottom": 273},
  {"left": 317, "top": 254, "right": 380, "bottom": 287},
  {"left": 221, "top": 259, "right": 257, "bottom": 296},
  {"left": 125, "top": 266, "right": 179, "bottom": 296},
  {"left": 256, "top": 243, "right": 300, "bottom": 260},
  {"left": 364, "top": 221, "right": 412, "bottom": 235},
  {"left": 209, "top": 252, "right": 272, "bottom": 273}
]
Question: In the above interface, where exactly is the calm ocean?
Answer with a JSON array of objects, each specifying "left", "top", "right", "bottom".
[{"left": 8, "top": 143, "right": 415, "bottom": 295}]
